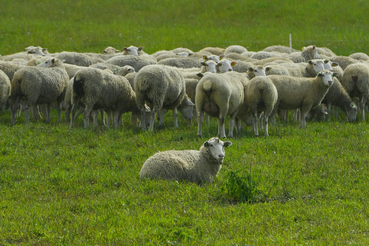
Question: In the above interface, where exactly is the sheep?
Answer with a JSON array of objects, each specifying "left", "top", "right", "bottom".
[
  {"left": 195, "top": 71, "right": 247, "bottom": 138},
  {"left": 0, "top": 70, "right": 11, "bottom": 110},
  {"left": 321, "top": 77, "right": 357, "bottom": 122},
  {"left": 103, "top": 46, "right": 120, "bottom": 54},
  {"left": 139, "top": 137, "right": 232, "bottom": 185},
  {"left": 224, "top": 53, "right": 256, "bottom": 62},
  {"left": 177, "top": 60, "right": 218, "bottom": 80},
  {"left": 224, "top": 45, "right": 248, "bottom": 55},
  {"left": 329, "top": 56, "right": 358, "bottom": 70},
  {"left": 134, "top": 64, "right": 194, "bottom": 131},
  {"left": 199, "top": 47, "right": 225, "bottom": 56},
  {"left": 301, "top": 45, "right": 320, "bottom": 61},
  {"left": 123, "top": 45, "right": 145, "bottom": 56},
  {"left": 216, "top": 59, "right": 236, "bottom": 73},
  {"left": 250, "top": 51, "right": 283, "bottom": 60},
  {"left": 238, "top": 75, "right": 278, "bottom": 136},
  {"left": 52, "top": 51, "right": 103, "bottom": 66},
  {"left": 115, "top": 65, "right": 136, "bottom": 76},
  {"left": 341, "top": 63, "right": 369, "bottom": 121},
  {"left": 203, "top": 54, "right": 222, "bottom": 63},
  {"left": 266, "top": 59, "right": 326, "bottom": 78},
  {"left": 89, "top": 62, "right": 121, "bottom": 73},
  {"left": 307, "top": 103, "right": 329, "bottom": 122},
  {"left": 268, "top": 70, "right": 336, "bottom": 128},
  {"left": 104, "top": 55, "right": 157, "bottom": 72},
  {"left": 10, "top": 57, "right": 69, "bottom": 125},
  {"left": 158, "top": 57, "right": 202, "bottom": 69},
  {"left": 349, "top": 52, "right": 369, "bottom": 61},
  {"left": 71, "top": 67, "right": 144, "bottom": 128},
  {"left": 0, "top": 61, "right": 23, "bottom": 81},
  {"left": 262, "top": 45, "right": 298, "bottom": 54}
]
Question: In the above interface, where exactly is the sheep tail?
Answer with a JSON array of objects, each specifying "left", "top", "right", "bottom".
[
  {"left": 203, "top": 79, "right": 212, "bottom": 92},
  {"left": 352, "top": 75, "right": 358, "bottom": 83}
]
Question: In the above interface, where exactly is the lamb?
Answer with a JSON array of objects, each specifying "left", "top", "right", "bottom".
[
  {"left": 71, "top": 67, "right": 144, "bottom": 128},
  {"left": 139, "top": 137, "right": 232, "bottom": 185},
  {"left": 104, "top": 55, "right": 157, "bottom": 72},
  {"left": 195, "top": 71, "right": 247, "bottom": 138},
  {"left": 0, "top": 70, "right": 11, "bottom": 110},
  {"left": 10, "top": 57, "right": 69, "bottom": 125},
  {"left": 341, "top": 63, "right": 369, "bottom": 121},
  {"left": 268, "top": 70, "right": 336, "bottom": 128},
  {"left": 134, "top": 64, "right": 194, "bottom": 131}
]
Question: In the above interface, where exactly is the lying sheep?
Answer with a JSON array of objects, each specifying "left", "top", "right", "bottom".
[
  {"left": 268, "top": 70, "right": 336, "bottom": 128},
  {"left": 71, "top": 67, "right": 144, "bottom": 128},
  {"left": 196, "top": 71, "right": 247, "bottom": 138},
  {"left": 341, "top": 63, "right": 369, "bottom": 121},
  {"left": 134, "top": 64, "right": 194, "bottom": 131},
  {"left": 10, "top": 58, "right": 69, "bottom": 125},
  {"left": 139, "top": 137, "right": 232, "bottom": 185},
  {"left": 0, "top": 70, "right": 11, "bottom": 110}
]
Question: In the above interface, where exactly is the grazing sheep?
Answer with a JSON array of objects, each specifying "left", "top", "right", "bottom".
[
  {"left": 139, "top": 137, "right": 232, "bottom": 185},
  {"left": 134, "top": 64, "right": 194, "bottom": 131},
  {"left": 10, "top": 58, "right": 69, "bottom": 125},
  {"left": 321, "top": 77, "right": 357, "bottom": 122},
  {"left": 341, "top": 63, "right": 369, "bottom": 121},
  {"left": 196, "top": 71, "right": 247, "bottom": 138},
  {"left": 71, "top": 67, "right": 144, "bottom": 128},
  {"left": 105, "top": 55, "right": 157, "bottom": 72},
  {"left": 0, "top": 70, "right": 11, "bottom": 110},
  {"left": 268, "top": 70, "right": 336, "bottom": 128}
]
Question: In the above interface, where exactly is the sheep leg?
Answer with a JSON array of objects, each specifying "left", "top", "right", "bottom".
[
  {"left": 299, "top": 106, "right": 311, "bottom": 128},
  {"left": 11, "top": 97, "right": 21, "bottom": 126},
  {"left": 113, "top": 111, "right": 120, "bottom": 128},
  {"left": 24, "top": 103, "right": 31, "bottom": 124},
  {"left": 149, "top": 108, "right": 156, "bottom": 131},
  {"left": 264, "top": 116, "right": 269, "bottom": 136},
  {"left": 46, "top": 104, "right": 51, "bottom": 123},
  {"left": 360, "top": 97, "right": 367, "bottom": 121},
  {"left": 65, "top": 105, "right": 71, "bottom": 124},
  {"left": 327, "top": 103, "right": 332, "bottom": 120},
  {"left": 158, "top": 109, "right": 165, "bottom": 127},
  {"left": 32, "top": 106, "right": 41, "bottom": 121},
  {"left": 197, "top": 110, "right": 204, "bottom": 137},
  {"left": 253, "top": 112, "right": 259, "bottom": 137},
  {"left": 173, "top": 107, "right": 178, "bottom": 128},
  {"left": 84, "top": 106, "right": 93, "bottom": 128},
  {"left": 218, "top": 116, "right": 226, "bottom": 138}
]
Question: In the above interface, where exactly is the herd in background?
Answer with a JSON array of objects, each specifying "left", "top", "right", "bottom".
[{"left": 0, "top": 43, "right": 368, "bottom": 138}]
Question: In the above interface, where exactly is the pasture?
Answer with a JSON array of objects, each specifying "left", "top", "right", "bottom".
[{"left": 1, "top": 0, "right": 369, "bottom": 245}]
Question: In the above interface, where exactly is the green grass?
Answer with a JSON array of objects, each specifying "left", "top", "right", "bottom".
[{"left": 1, "top": 0, "right": 369, "bottom": 244}]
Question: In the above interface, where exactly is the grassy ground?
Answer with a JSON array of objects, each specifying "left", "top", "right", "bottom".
[{"left": 1, "top": 0, "right": 369, "bottom": 245}]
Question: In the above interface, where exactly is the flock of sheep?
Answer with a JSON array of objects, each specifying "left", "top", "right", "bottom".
[{"left": 1, "top": 43, "right": 368, "bottom": 183}]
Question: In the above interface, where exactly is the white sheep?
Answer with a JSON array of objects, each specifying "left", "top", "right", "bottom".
[
  {"left": 115, "top": 65, "right": 136, "bottom": 76},
  {"left": 158, "top": 57, "right": 202, "bottom": 69},
  {"left": 268, "top": 70, "right": 336, "bottom": 128},
  {"left": 0, "top": 70, "right": 11, "bottom": 110},
  {"left": 123, "top": 45, "right": 145, "bottom": 56},
  {"left": 104, "top": 55, "right": 157, "bottom": 72},
  {"left": 195, "top": 71, "right": 247, "bottom": 138},
  {"left": 216, "top": 59, "right": 236, "bottom": 73},
  {"left": 103, "top": 46, "right": 120, "bottom": 54},
  {"left": 224, "top": 45, "right": 248, "bottom": 55},
  {"left": 341, "top": 63, "right": 369, "bottom": 121},
  {"left": 139, "top": 137, "right": 232, "bottom": 185},
  {"left": 134, "top": 64, "right": 194, "bottom": 131},
  {"left": 52, "top": 51, "right": 104, "bottom": 66},
  {"left": 10, "top": 57, "right": 69, "bottom": 125},
  {"left": 71, "top": 67, "right": 144, "bottom": 128}
]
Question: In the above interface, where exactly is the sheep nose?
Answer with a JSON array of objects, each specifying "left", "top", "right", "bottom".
[
  {"left": 328, "top": 81, "right": 332, "bottom": 86},
  {"left": 219, "top": 154, "right": 224, "bottom": 159},
  {"left": 228, "top": 69, "right": 233, "bottom": 71}
]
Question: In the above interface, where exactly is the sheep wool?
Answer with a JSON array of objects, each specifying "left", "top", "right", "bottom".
[
  {"left": 0, "top": 70, "right": 11, "bottom": 110},
  {"left": 140, "top": 137, "right": 232, "bottom": 185}
]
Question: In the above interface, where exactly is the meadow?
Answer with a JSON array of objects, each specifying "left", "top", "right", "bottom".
[{"left": 1, "top": 0, "right": 369, "bottom": 245}]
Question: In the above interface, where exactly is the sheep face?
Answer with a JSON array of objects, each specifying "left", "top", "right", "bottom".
[
  {"left": 309, "top": 59, "right": 326, "bottom": 74},
  {"left": 346, "top": 102, "right": 357, "bottom": 122},
  {"left": 318, "top": 70, "right": 335, "bottom": 87},
  {"left": 248, "top": 66, "right": 268, "bottom": 77},
  {"left": 204, "top": 137, "right": 232, "bottom": 163},
  {"left": 178, "top": 97, "right": 195, "bottom": 125},
  {"left": 217, "top": 59, "right": 236, "bottom": 73},
  {"left": 38, "top": 57, "right": 59, "bottom": 68},
  {"left": 123, "top": 45, "right": 143, "bottom": 56},
  {"left": 201, "top": 60, "right": 217, "bottom": 73},
  {"left": 203, "top": 55, "right": 220, "bottom": 63},
  {"left": 26, "top": 46, "right": 46, "bottom": 56}
]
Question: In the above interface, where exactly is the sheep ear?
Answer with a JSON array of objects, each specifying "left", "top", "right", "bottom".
[
  {"left": 231, "top": 61, "right": 236, "bottom": 67},
  {"left": 317, "top": 72, "right": 323, "bottom": 77},
  {"left": 332, "top": 72, "right": 339, "bottom": 77},
  {"left": 138, "top": 46, "right": 144, "bottom": 51},
  {"left": 203, "top": 55, "right": 208, "bottom": 60},
  {"left": 219, "top": 55, "right": 224, "bottom": 60},
  {"left": 217, "top": 63, "right": 222, "bottom": 67},
  {"left": 201, "top": 61, "right": 206, "bottom": 66},
  {"left": 265, "top": 66, "right": 272, "bottom": 72},
  {"left": 204, "top": 141, "right": 210, "bottom": 147},
  {"left": 196, "top": 73, "right": 204, "bottom": 78},
  {"left": 331, "top": 62, "right": 339, "bottom": 67},
  {"left": 308, "top": 60, "right": 313, "bottom": 65},
  {"left": 350, "top": 102, "right": 357, "bottom": 109},
  {"left": 248, "top": 67, "right": 254, "bottom": 72},
  {"left": 224, "top": 141, "right": 232, "bottom": 147}
]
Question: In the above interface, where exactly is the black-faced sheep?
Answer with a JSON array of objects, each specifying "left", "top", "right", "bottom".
[{"left": 139, "top": 137, "right": 232, "bottom": 185}]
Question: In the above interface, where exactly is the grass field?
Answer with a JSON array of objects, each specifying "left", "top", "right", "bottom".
[{"left": 1, "top": 0, "right": 369, "bottom": 245}]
